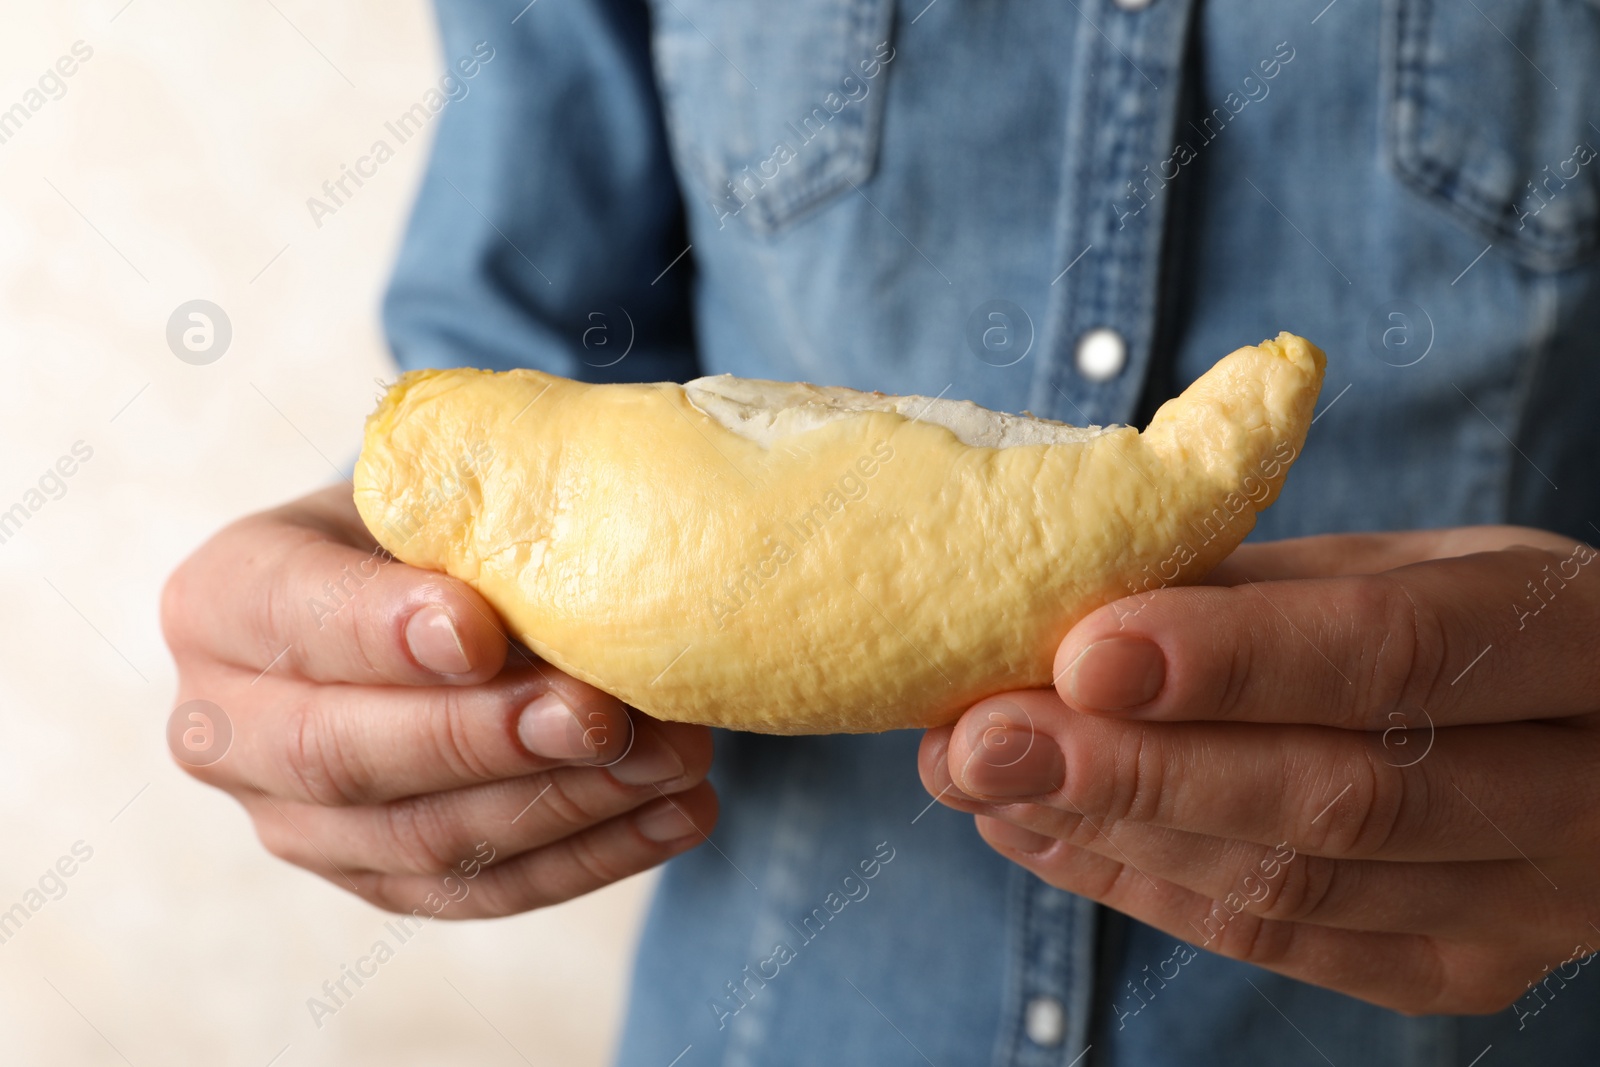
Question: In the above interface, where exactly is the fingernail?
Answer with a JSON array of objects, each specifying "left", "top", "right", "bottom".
[
  {"left": 406, "top": 606, "right": 472, "bottom": 675},
  {"left": 517, "top": 693, "right": 598, "bottom": 760},
  {"left": 958, "top": 724, "right": 1064, "bottom": 798},
  {"left": 921, "top": 732, "right": 971, "bottom": 800},
  {"left": 1067, "top": 636, "right": 1165, "bottom": 712},
  {"left": 609, "top": 732, "right": 685, "bottom": 786},
  {"left": 981, "top": 817, "right": 1054, "bottom": 855},
  {"left": 636, "top": 798, "right": 698, "bottom": 843}
]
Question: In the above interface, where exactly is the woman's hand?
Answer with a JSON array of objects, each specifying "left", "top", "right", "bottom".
[
  {"left": 922, "top": 526, "right": 1600, "bottom": 1016},
  {"left": 163, "top": 484, "right": 717, "bottom": 917}
]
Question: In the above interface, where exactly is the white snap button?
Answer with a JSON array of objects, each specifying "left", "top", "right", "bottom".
[
  {"left": 1024, "top": 995, "right": 1066, "bottom": 1047},
  {"left": 1114, "top": 0, "right": 1155, "bottom": 10},
  {"left": 1074, "top": 327, "right": 1127, "bottom": 382}
]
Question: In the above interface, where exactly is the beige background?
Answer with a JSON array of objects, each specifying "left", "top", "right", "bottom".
[{"left": 0, "top": 2, "right": 649, "bottom": 1063}]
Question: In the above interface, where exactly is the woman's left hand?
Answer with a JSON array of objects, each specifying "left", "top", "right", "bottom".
[{"left": 921, "top": 525, "right": 1600, "bottom": 1017}]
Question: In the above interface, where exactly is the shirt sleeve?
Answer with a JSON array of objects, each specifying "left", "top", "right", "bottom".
[{"left": 382, "top": 0, "right": 698, "bottom": 384}]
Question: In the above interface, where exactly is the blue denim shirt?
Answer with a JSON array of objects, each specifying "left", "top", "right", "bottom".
[{"left": 385, "top": 1, "right": 1600, "bottom": 1063}]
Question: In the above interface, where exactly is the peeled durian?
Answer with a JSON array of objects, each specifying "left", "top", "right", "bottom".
[{"left": 354, "top": 332, "right": 1324, "bottom": 734}]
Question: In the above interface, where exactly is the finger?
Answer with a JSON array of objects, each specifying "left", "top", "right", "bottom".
[
  {"left": 344, "top": 782, "right": 720, "bottom": 919},
  {"left": 273, "top": 482, "right": 386, "bottom": 546},
  {"left": 970, "top": 801, "right": 1550, "bottom": 938},
  {"left": 1205, "top": 526, "right": 1573, "bottom": 585},
  {"left": 165, "top": 508, "right": 507, "bottom": 685},
  {"left": 968, "top": 819, "right": 1512, "bottom": 1016},
  {"left": 250, "top": 720, "right": 712, "bottom": 875},
  {"left": 1056, "top": 541, "right": 1600, "bottom": 727},
  {"left": 195, "top": 665, "right": 708, "bottom": 805},
  {"left": 936, "top": 690, "right": 1598, "bottom": 862}
]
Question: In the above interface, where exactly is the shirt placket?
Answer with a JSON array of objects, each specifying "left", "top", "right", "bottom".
[
  {"left": 1003, "top": 1, "right": 1194, "bottom": 1064},
  {"left": 991, "top": 866, "right": 1099, "bottom": 1067},
  {"left": 1030, "top": 0, "right": 1196, "bottom": 430}
]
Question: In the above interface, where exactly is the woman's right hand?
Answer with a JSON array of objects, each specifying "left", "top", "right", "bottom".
[{"left": 161, "top": 483, "right": 717, "bottom": 916}]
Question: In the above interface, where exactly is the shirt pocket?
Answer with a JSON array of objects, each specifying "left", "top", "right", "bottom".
[
  {"left": 648, "top": 0, "right": 897, "bottom": 235},
  {"left": 1385, "top": 0, "right": 1600, "bottom": 270}
]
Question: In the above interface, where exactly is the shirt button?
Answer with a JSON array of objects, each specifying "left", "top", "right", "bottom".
[
  {"left": 1113, "top": 0, "right": 1155, "bottom": 9},
  {"left": 1024, "top": 995, "right": 1066, "bottom": 1047},
  {"left": 1074, "top": 327, "right": 1128, "bottom": 382}
]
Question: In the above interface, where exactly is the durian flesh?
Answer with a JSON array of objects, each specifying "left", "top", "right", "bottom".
[{"left": 354, "top": 332, "right": 1325, "bottom": 734}]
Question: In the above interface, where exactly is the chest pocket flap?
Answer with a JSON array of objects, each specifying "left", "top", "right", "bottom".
[
  {"left": 1387, "top": 0, "right": 1600, "bottom": 271},
  {"left": 649, "top": 0, "right": 898, "bottom": 234}
]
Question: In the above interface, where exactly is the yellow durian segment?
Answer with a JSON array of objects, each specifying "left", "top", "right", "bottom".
[{"left": 354, "top": 332, "right": 1325, "bottom": 734}]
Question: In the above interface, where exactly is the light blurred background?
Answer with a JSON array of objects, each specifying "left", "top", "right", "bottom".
[{"left": 0, "top": 2, "right": 648, "bottom": 1063}]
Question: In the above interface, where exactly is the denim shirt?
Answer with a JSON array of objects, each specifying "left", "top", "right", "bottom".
[{"left": 384, "top": 1, "right": 1600, "bottom": 1063}]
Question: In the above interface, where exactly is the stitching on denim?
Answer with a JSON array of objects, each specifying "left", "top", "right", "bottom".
[
  {"left": 649, "top": 0, "right": 896, "bottom": 236},
  {"left": 1385, "top": 0, "right": 1600, "bottom": 268}
]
